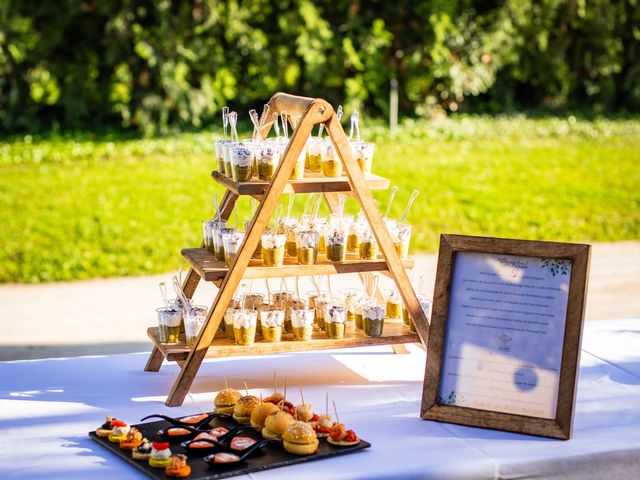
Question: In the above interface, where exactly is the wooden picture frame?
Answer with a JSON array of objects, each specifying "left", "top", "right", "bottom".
[{"left": 421, "top": 234, "right": 591, "bottom": 439}]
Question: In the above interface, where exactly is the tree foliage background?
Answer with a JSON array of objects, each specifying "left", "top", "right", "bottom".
[{"left": 1, "top": 0, "right": 638, "bottom": 134}]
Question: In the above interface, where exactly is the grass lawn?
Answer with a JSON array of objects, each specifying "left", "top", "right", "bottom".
[{"left": 1, "top": 115, "right": 638, "bottom": 283}]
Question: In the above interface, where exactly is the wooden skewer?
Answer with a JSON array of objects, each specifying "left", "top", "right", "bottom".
[
  {"left": 273, "top": 371, "right": 277, "bottom": 396},
  {"left": 224, "top": 375, "right": 229, "bottom": 390},
  {"left": 244, "top": 381, "right": 249, "bottom": 397},
  {"left": 332, "top": 399, "right": 341, "bottom": 425},
  {"left": 299, "top": 385, "right": 305, "bottom": 405},
  {"left": 325, "top": 392, "right": 329, "bottom": 418}
]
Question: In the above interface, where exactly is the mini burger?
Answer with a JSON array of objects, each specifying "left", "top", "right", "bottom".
[
  {"left": 232, "top": 395, "right": 262, "bottom": 425},
  {"left": 282, "top": 421, "right": 319, "bottom": 455},
  {"left": 250, "top": 401, "right": 280, "bottom": 429},
  {"left": 214, "top": 388, "right": 242, "bottom": 414},
  {"left": 262, "top": 410, "right": 295, "bottom": 439}
]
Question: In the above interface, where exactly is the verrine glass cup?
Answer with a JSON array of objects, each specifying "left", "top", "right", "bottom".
[
  {"left": 157, "top": 306, "right": 182, "bottom": 344},
  {"left": 185, "top": 305, "right": 208, "bottom": 348}
]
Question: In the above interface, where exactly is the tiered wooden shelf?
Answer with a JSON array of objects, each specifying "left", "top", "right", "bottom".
[
  {"left": 147, "top": 321, "right": 417, "bottom": 363},
  {"left": 144, "top": 92, "right": 429, "bottom": 407},
  {"left": 181, "top": 247, "right": 415, "bottom": 282}
]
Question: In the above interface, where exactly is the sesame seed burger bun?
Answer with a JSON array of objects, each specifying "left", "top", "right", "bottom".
[
  {"left": 214, "top": 388, "right": 242, "bottom": 414},
  {"left": 282, "top": 421, "right": 319, "bottom": 455},
  {"left": 250, "top": 402, "right": 280, "bottom": 429},
  {"left": 232, "top": 395, "right": 262, "bottom": 425},
  {"left": 261, "top": 410, "right": 295, "bottom": 439}
]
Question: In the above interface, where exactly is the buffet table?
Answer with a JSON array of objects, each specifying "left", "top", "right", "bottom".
[{"left": 1, "top": 318, "right": 639, "bottom": 479}]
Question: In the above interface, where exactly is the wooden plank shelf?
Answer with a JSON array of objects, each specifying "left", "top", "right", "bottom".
[
  {"left": 181, "top": 247, "right": 415, "bottom": 282},
  {"left": 147, "top": 321, "right": 419, "bottom": 362},
  {"left": 211, "top": 171, "right": 390, "bottom": 195}
]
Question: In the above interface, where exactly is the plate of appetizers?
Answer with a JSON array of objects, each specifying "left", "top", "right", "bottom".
[{"left": 89, "top": 387, "right": 370, "bottom": 479}]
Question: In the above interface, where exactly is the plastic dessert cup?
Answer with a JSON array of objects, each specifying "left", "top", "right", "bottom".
[
  {"left": 157, "top": 306, "right": 182, "bottom": 344},
  {"left": 277, "top": 217, "right": 298, "bottom": 257},
  {"left": 314, "top": 294, "right": 330, "bottom": 330},
  {"left": 354, "top": 299, "right": 364, "bottom": 330},
  {"left": 285, "top": 299, "right": 306, "bottom": 333},
  {"left": 215, "top": 140, "right": 227, "bottom": 173},
  {"left": 386, "top": 289, "right": 402, "bottom": 319},
  {"left": 342, "top": 289, "right": 362, "bottom": 322},
  {"left": 362, "top": 302, "right": 385, "bottom": 337},
  {"left": 291, "top": 308, "right": 315, "bottom": 341},
  {"left": 261, "top": 232, "right": 286, "bottom": 267},
  {"left": 289, "top": 146, "right": 306, "bottom": 180},
  {"left": 347, "top": 223, "right": 361, "bottom": 253},
  {"left": 231, "top": 144, "right": 254, "bottom": 182},
  {"left": 233, "top": 309, "right": 258, "bottom": 345},
  {"left": 224, "top": 307, "right": 237, "bottom": 340},
  {"left": 392, "top": 224, "right": 412, "bottom": 260},
  {"left": 306, "top": 290, "right": 328, "bottom": 310},
  {"left": 214, "top": 226, "right": 235, "bottom": 262},
  {"left": 223, "top": 231, "right": 245, "bottom": 267},
  {"left": 202, "top": 220, "right": 214, "bottom": 255},
  {"left": 185, "top": 305, "right": 208, "bottom": 348},
  {"left": 350, "top": 141, "right": 375, "bottom": 174},
  {"left": 243, "top": 293, "right": 265, "bottom": 311},
  {"left": 323, "top": 301, "right": 347, "bottom": 339},
  {"left": 256, "top": 145, "right": 280, "bottom": 181},
  {"left": 258, "top": 306, "right": 284, "bottom": 342},
  {"left": 296, "top": 230, "right": 319, "bottom": 265},
  {"left": 415, "top": 295, "right": 432, "bottom": 333},
  {"left": 359, "top": 228, "right": 378, "bottom": 260},
  {"left": 321, "top": 140, "right": 342, "bottom": 177},
  {"left": 222, "top": 141, "right": 236, "bottom": 177},
  {"left": 244, "top": 219, "right": 262, "bottom": 260},
  {"left": 310, "top": 217, "right": 328, "bottom": 254},
  {"left": 326, "top": 226, "right": 347, "bottom": 262},
  {"left": 305, "top": 138, "right": 322, "bottom": 172}
]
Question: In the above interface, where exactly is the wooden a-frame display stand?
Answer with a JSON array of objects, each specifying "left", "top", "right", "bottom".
[{"left": 145, "top": 93, "right": 430, "bottom": 407}]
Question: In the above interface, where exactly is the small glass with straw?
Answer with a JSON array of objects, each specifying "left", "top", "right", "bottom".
[
  {"left": 223, "top": 231, "right": 245, "bottom": 267},
  {"left": 231, "top": 143, "right": 255, "bottom": 182},
  {"left": 386, "top": 288, "right": 402, "bottom": 319},
  {"left": 256, "top": 143, "right": 281, "bottom": 181},
  {"left": 321, "top": 139, "right": 342, "bottom": 177},
  {"left": 233, "top": 288, "right": 258, "bottom": 345},
  {"left": 323, "top": 299, "right": 347, "bottom": 339},
  {"left": 258, "top": 305, "right": 284, "bottom": 342},
  {"left": 291, "top": 306, "right": 314, "bottom": 341},
  {"left": 296, "top": 229, "right": 319, "bottom": 265},
  {"left": 392, "top": 189, "right": 419, "bottom": 260},
  {"left": 244, "top": 216, "right": 262, "bottom": 260},
  {"left": 185, "top": 305, "right": 208, "bottom": 348},
  {"left": 359, "top": 226, "right": 378, "bottom": 260},
  {"left": 214, "top": 226, "right": 234, "bottom": 262},
  {"left": 362, "top": 277, "right": 385, "bottom": 337},
  {"left": 156, "top": 282, "right": 182, "bottom": 343},
  {"left": 261, "top": 230, "right": 285, "bottom": 267},
  {"left": 202, "top": 220, "right": 214, "bottom": 255}
]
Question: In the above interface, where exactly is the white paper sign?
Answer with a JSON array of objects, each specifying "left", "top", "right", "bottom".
[{"left": 438, "top": 252, "right": 572, "bottom": 418}]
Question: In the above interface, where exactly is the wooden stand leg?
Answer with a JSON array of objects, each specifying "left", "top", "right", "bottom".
[
  {"left": 144, "top": 346, "right": 165, "bottom": 372},
  {"left": 391, "top": 344, "right": 409, "bottom": 354}
]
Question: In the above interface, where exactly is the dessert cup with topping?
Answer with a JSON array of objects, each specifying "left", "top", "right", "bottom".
[
  {"left": 323, "top": 300, "right": 347, "bottom": 339},
  {"left": 258, "top": 305, "right": 284, "bottom": 342},
  {"left": 232, "top": 309, "right": 258, "bottom": 346},
  {"left": 223, "top": 231, "right": 245, "bottom": 267},
  {"left": 296, "top": 229, "right": 319, "bottom": 265},
  {"left": 291, "top": 307, "right": 315, "bottom": 341},
  {"left": 362, "top": 301, "right": 386, "bottom": 337},
  {"left": 157, "top": 306, "right": 182, "bottom": 344},
  {"left": 261, "top": 232, "right": 286, "bottom": 267}
]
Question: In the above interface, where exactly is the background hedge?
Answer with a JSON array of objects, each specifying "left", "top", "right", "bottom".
[{"left": 1, "top": 0, "right": 639, "bottom": 134}]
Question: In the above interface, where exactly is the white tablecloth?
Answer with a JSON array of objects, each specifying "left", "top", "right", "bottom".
[{"left": 1, "top": 319, "right": 639, "bottom": 479}]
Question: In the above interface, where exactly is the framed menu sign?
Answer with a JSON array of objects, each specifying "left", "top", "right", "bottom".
[{"left": 421, "top": 234, "right": 590, "bottom": 439}]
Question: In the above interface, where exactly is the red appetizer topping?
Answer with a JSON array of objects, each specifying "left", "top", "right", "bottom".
[
  {"left": 214, "top": 452, "right": 240, "bottom": 463},
  {"left": 179, "top": 413, "right": 208, "bottom": 424},
  {"left": 111, "top": 420, "right": 127, "bottom": 428},
  {"left": 209, "top": 427, "right": 229, "bottom": 437},
  {"left": 189, "top": 441, "right": 214, "bottom": 449},
  {"left": 344, "top": 430, "right": 358, "bottom": 442},
  {"left": 152, "top": 442, "right": 170, "bottom": 450},
  {"left": 310, "top": 413, "right": 320, "bottom": 422},
  {"left": 313, "top": 424, "right": 333, "bottom": 434},
  {"left": 230, "top": 437, "right": 256, "bottom": 451}
]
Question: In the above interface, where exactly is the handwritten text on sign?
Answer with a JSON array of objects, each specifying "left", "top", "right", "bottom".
[{"left": 439, "top": 252, "right": 572, "bottom": 418}]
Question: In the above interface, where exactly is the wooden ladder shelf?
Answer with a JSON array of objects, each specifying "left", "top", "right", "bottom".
[{"left": 144, "top": 92, "right": 430, "bottom": 406}]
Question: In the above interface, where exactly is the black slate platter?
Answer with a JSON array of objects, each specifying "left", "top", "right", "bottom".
[{"left": 89, "top": 413, "right": 370, "bottom": 479}]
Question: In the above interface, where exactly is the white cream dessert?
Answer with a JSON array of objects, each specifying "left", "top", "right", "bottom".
[
  {"left": 259, "top": 308, "right": 285, "bottom": 328},
  {"left": 261, "top": 233, "right": 286, "bottom": 249},
  {"left": 231, "top": 145, "right": 253, "bottom": 167},
  {"left": 233, "top": 310, "right": 257, "bottom": 329}
]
